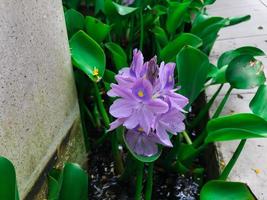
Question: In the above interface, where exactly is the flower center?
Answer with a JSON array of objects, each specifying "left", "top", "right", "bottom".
[
  {"left": 137, "top": 127, "right": 144, "bottom": 132},
  {"left": 138, "top": 90, "right": 144, "bottom": 97}
]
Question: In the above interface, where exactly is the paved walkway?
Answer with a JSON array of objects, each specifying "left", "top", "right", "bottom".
[{"left": 207, "top": 1, "right": 267, "bottom": 199}]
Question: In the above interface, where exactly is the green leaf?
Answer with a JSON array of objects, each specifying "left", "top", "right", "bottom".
[
  {"left": 103, "top": 69, "right": 116, "bottom": 83},
  {"left": 152, "top": 5, "right": 167, "bottom": 16},
  {"left": 166, "top": 1, "right": 190, "bottom": 34},
  {"left": 211, "top": 65, "right": 227, "bottom": 84},
  {"left": 205, "top": 113, "right": 267, "bottom": 143},
  {"left": 64, "top": 9, "right": 84, "bottom": 38},
  {"left": 48, "top": 169, "right": 62, "bottom": 200},
  {"left": 84, "top": 16, "right": 110, "bottom": 43},
  {"left": 176, "top": 46, "right": 210, "bottom": 106},
  {"left": 226, "top": 15, "right": 251, "bottom": 26},
  {"left": 250, "top": 85, "right": 267, "bottom": 121},
  {"left": 160, "top": 33, "right": 202, "bottom": 62},
  {"left": 152, "top": 26, "right": 169, "bottom": 48},
  {"left": 217, "top": 46, "right": 265, "bottom": 69},
  {"left": 0, "top": 157, "right": 19, "bottom": 200},
  {"left": 95, "top": 0, "right": 105, "bottom": 14},
  {"left": 123, "top": 133, "right": 162, "bottom": 163},
  {"left": 226, "top": 54, "right": 266, "bottom": 89},
  {"left": 63, "top": 0, "right": 81, "bottom": 9},
  {"left": 112, "top": 2, "right": 138, "bottom": 15},
  {"left": 200, "top": 180, "right": 256, "bottom": 200},
  {"left": 70, "top": 31, "right": 106, "bottom": 82},
  {"left": 191, "top": 15, "right": 229, "bottom": 55},
  {"left": 59, "top": 163, "right": 88, "bottom": 200},
  {"left": 204, "top": 0, "right": 216, "bottom": 5},
  {"left": 105, "top": 42, "right": 128, "bottom": 70}
]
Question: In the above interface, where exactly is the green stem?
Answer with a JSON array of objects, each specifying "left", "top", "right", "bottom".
[
  {"left": 219, "top": 139, "right": 246, "bottom": 180},
  {"left": 182, "top": 131, "right": 192, "bottom": 145},
  {"left": 82, "top": 100, "right": 97, "bottom": 128},
  {"left": 190, "top": 84, "right": 223, "bottom": 129},
  {"left": 212, "top": 86, "right": 233, "bottom": 119},
  {"left": 111, "top": 132, "right": 124, "bottom": 174},
  {"left": 145, "top": 163, "right": 154, "bottom": 200},
  {"left": 139, "top": 9, "right": 144, "bottom": 51},
  {"left": 94, "top": 130, "right": 109, "bottom": 147},
  {"left": 135, "top": 161, "right": 144, "bottom": 200},
  {"left": 93, "top": 82, "right": 110, "bottom": 128}
]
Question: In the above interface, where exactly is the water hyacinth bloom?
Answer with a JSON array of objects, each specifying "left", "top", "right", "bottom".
[{"left": 108, "top": 49, "right": 188, "bottom": 156}]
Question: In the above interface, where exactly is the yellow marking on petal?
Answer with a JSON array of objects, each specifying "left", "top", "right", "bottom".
[
  {"left": 253, "top": 168, "right": 261, "bottom": 174},
  {"left": 168, "top": 75, "right": 172, "bottom": 82},
  {"left": 137, "top": 127, "right": 144, "bottom": 132},
  {"left": 138, "top": 90, "right": 144, "bottom": 97},
  {"left": 93, "top": 67, "right": 99, "bottom": 76}
]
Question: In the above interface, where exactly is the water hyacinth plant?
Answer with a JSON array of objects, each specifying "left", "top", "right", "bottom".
[
  {"left": 108, "top": 49, "right": 188, "bottom": 156},
  {"left": 61, "top": 0, "right": 267, "bottom": 199}
]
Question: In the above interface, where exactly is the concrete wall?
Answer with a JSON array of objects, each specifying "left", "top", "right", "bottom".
[{"left": 0, "top": 0, "right": 86, "bottom": 199}]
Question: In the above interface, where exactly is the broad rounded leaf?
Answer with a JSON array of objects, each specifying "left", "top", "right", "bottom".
[
  {"left": 63, "top": 0, "right": 81, "bottom": 9},
  {"left": 191, "top": 15, "right": 229, "bottom": 54},
  {"left": 59, "top": 163, "right": 88, "bottom": 200},
  {"left": 217, "top": 46, "right": 265, "bottom": 69},
  {"left": 85, "top": 16, "right": 110, "bottom": 43},
  {"left": 160, "top": 33, "right": 202, "bottom": 62},
  {"left": 166, "top": 1, "right": 190, "bottom": 34},
  {"left": 250, "top": 85, "right": 267, "bottom": 121},
  {"left": 113, "top": 2, "right": 138, "bottom": 15},
  {"left": 0, "top": 157, "right": 19, "bottom": 200},
  {"left": 105, "top": 42, "right": 128, "bottom": 70},
  {"left": 123, "top": 133, "right": 162, "bottom": 163},
  {"left": 205, "top": 113, "right": 267, "bottom": 143},
  {"left": 211, "top": 65, "right": 227, "bottom": 84},
  {"left": 103, "top": 69, "right": 116, "bottom": 83},
  {"left": 226, "top": 54, "right": 266, "bottom": 89},
  {"left": 64, "top": 9, "right": 84, "bottom": 38},
  {"left": 177, "top": 46, "right": 210, "bottom": 106},
  {"left": 200, "top": 180, "right": 256, "bottom": 200},
  {"left": 70, "top": 31, "right": 106, "bottom": 82},
  {"left": 152, "top": 26, "right": 168, "bottom": 48}
]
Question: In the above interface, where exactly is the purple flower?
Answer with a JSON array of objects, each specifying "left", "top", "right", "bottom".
[
  {"left": 108, "top": 49, "right": 188, "bottom": 157},
  {"left": 122, "top": 0, "right": 135, "bottom": 6}
]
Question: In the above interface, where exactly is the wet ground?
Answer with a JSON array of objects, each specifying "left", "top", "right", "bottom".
[{"left": 88, "top": 144, "right": 200, "bottom": 200}]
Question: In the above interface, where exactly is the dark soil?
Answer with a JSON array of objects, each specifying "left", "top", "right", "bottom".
[{"left": 88, "top": 143, "right": 200, "bottom": 200}]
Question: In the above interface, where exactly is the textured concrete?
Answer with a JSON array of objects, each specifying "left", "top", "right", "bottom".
[
  {"left": 207, "top": 0, "right": 267, "bottom": 199},
  {"left": 0, "top": 0, "right": 86, "bottom": 199}
]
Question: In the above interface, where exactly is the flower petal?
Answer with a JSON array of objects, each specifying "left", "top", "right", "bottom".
[
  {"left": 109, "top": 99, "right": 136, "bottom": 118},
  {"left": 108, "top": 118, "right": 125, "bottom": 132},
  {"left": 107, "top": 84, "right": 133, "bottom": 99},
  {"left": 146, "top": 99, "right": 169, "bottom": 114},
  {"left": 132, "top": 79, "right": 153, "bottom": 101}
]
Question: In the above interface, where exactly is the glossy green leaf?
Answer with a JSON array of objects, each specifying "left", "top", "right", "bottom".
[
  {"left": 105, "top": 42, "right": 128, "bottom": 70},
  {"left": 166, "top": 1, "right": 190, "bottom": 34},
  {"left": 226, "top": 54, "right": 266, "bottom": 89},
  {"left": 48, "top": 169, "right": 62, "bottom": 200},
  {"left": 0, "top": 157, "right": 19, "bottom": 200},
  {"left": 250, "top": 85, "right": 267, "bottom": 121},
  {"left": 64, "top": 9, "right": 84, "bottom": 38},
  {"left": 103, "top": 69, "right": 116, "bottom": 83},
  {"left": 205, "top": 113, "right": 267, "bottom": 143},
  {"left": 95, "top": 0, "right": 105, "bottom": 14},
  {"left": 123, "top": 133, "right": 162, "bottom": 163},
  {"left": 176, "top": 46, "right": 210, "bottom": 106},
  {"left": 152, "top": 5, "right": 167, "bottom": 16},
  {"left": 59, "top": 163, "right": 88, "bottom": 200},
  {"left": 192, "top": 15, "right": 229, "bottom": 54},
  {"left": 217, "top": 46, "right": 265, "bottom": 69},
  {"left": 152, "top": 26, "right": 168, "bottom": 47},
  {"left": 70, "top": 31, "right": 106, "bottom": 82},
  {"left": 63, "top": 0, "right": 81, "bottom": 9},
  {"left": 112, "top": 2, "right": 138, "bottom": 15},
  {"left": 160, "top": 33, "right": 202, "bottom": 62},
  {"left": 204, "top": 0, "right": 216, "bottom": 5},
  {"left": 211, "top": 65, "right": 227, "bottom": 84},
  {"left": 227, "top": 15, "right": 251, "bottom": 26},
  {"left": 84, "top": 16, "right": 110, "bottom": 43},
  {"left": 200, "top": 180, "right": 256, "bottom": 200}
]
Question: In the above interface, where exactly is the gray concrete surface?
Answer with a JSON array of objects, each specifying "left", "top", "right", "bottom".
[
  {"left": 207, "top": 0, "right": 267, "bottom": 199},
  {"left": 0, "top": 1, "right": 86, "bottom": 199}
]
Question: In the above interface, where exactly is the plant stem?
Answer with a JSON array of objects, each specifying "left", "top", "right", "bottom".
[
  {"left": 190, "top": 84, "right": 223, "bottom": 129},
  {"left": 82, "top": 100, "right": 97, "bottom": 128},
  {"left": 135, "top": 161, "right": 144, "bottom": 200},
  {"left": 145, "top": 163, "right": 154, "bottom": 200},
  {"left": 111, "top": 132, "right": 124, "bottom": 174},
  {"left": 219, "top": 139, "right": 246, "bottom": 180},
  {"left": 93, "top": 82, "right": 110, "bottom": 128},
  {"left": 212, "top": 86, "right": 233, "bottom": 119},
  {"left": 139, "top": 9, "right": 144, "bottom": 51},
  {"left": 182, "top": 131, "right": 192, "bottom": 145}
]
